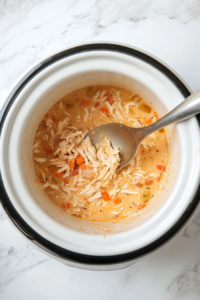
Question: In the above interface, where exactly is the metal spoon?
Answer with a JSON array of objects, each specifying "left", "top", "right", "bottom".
[{"left": 85, "top": 89, "right": 200, "bottom": 170}]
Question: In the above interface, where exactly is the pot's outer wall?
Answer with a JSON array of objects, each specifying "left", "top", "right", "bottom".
[{"left": 0, "top": 43, "right": 199, "bottom": 267}]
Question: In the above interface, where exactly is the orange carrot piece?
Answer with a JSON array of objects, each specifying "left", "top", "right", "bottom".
[
  {"left": 108, "top": 99, "right": 114, "bottom": 105},
  {"left": 34, "top": 179, "right": 38, "bottom": 185},
  {"left": 64, "top": 179, "right": 69, "bottom": 184},
  {"left": 157, "top": 173, "right": 162, "bottom": 181},
  {"left": 62, "top": 203, "right": 70, "bottom": 208},
  {"left": 136, "top": 182, "right": 143, "bottom": 188},
  {"left": 100, "top": 107, "right": 109, "bottom": 114},
  {"left": 113, "top": 197, "right": 120, "bottom": 204},
  {"left": 144, "top": 118, "right": 152, "bottom": 125},
  {"left": 156, "top": 165, "right": 166, "bottom": 172},
  {"left": 69, "top": 158, "right": 76, "bottom": 170},
  {"left": 159, "top": 128, "right": 165, "bottom": 133},
  {"left": 141, "top": 149, "right": 145, "bottom": 155},
  {"left": 80, "top": 164, "right": 86, "bottom": 170},
  {"left": 44, "top": 147, "right": 53, "bottom": 154},
  {"left": 138, "top": 203, "right": 146, "bottom": 210},
  {"left": 102, "top": 191, "right": 110, "bottom": 201},
  {"left": 54, "top": 168, "right": 64, "bottom": 178},
  {"left": 80, "top": 164, "right": 93, "bottom": 170},
  {"left": 107, "top": 95, "right": 114, "bottom": 105},
  {"left": 145, "top": 180, "right": 154, "bottom": 185},
  {"left": 76, "top": 156, "right": 85, "bottom": 165}
]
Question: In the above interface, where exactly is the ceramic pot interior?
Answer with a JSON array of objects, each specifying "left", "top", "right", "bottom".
[{"left": 21, "top": 71, "right": 177, "bottom": 234}]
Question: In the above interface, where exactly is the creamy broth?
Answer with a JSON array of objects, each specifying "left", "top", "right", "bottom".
[{"left": 33, "top": 86, "right": 168, "bottom": 221}]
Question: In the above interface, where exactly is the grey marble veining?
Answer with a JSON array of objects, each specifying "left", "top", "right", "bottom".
[{"left": 1, "top": 0, "right": 200, "bottom": 299}]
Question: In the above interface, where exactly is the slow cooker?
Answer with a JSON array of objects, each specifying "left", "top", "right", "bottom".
[{"left": 0, "top": 42, "right": 200, "bottom": 271}]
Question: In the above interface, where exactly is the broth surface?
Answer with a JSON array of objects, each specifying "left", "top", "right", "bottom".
[{"left": 33, "top": 86, "right": 169, "bottom": 221}]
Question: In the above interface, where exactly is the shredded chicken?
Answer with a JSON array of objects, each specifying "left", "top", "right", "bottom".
[
  {"left": 34, "top": 157, "right": 46, "bottom": 163},
  {"left": 33, "top": 86, "right": 168, "bottom": 221}
]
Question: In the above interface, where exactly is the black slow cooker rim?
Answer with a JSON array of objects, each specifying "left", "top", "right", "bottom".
[{"left": 0, "top": 42, "right": 199, "bottom": 266}]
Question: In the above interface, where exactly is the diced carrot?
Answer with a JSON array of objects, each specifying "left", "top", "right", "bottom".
[
  {"left": 52, "top": 116, "right": 56, "bottom": 122},
  {"left": 69, "top": 158, "right": 75, "bottom": 170},
  {"left": 144, "top": 118, "right": 152, "bottom": 125},
  {"left": 64, "top": 179, "right": 69, "bottom": 184},
  {"left": 157, "top": 173, "right": 162, "bottom": 181},
  {"left": 113, "top": 197, "right": 120, "bottom": 204},
  {"left": 141, "top": 149, "right": 145, "bottom": 155},
  {"left": 76, "top": 156, "right": 85, "bottom": 165},
  {"left": 156, "top": 165, "right": 166, "bottom": 172},
  {"left": 94, "top": 101, "right": 99, "bottom": 107},
  {"left": 159, "top": 128, "right": 165, "bottom": 133},
  {"left": 69, "top": 166, "right": 79, "bottom": 177},
  {"left": 136, "top": 182, "right": 143, "bottom": 188},
  {"left": 80, "top": 164, "right": 86, "bottom": 170},
  {"left": 34, "top": 179, "right": 38, "bottom": 185},
  {"left": 44, "top": 147, "right": 53, "bottom": 154},
  {"left": 80, "top": 164, "right": 93, "bottom": 170},
  {"left": 100, "top": 107, "right": 109, "bottom": 114},
  {"left": 145, "top": 180, "right": 154, "bottom": 185},
  {"left": 54, "top": 168, "right": 64, "bottom": 178},
  {"left": 81, "top": 99, "right": 90, "bottom": 107},
  {"left": 102, "top": 191, "right": 110, "bottom": 201},
  {"left": 107, "top": 95, "right": 114, "bottom": 105},
  {"left": 62, "top": 203, "right": 70, "bottom": 208},
  {"left": 138, "top": 203, "right": 146, "bottom": 210},
  {"left": 108, "top": 99, "right": 114, "bottom": 105}
]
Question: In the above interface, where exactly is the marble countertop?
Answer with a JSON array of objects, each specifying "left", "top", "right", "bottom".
[{"left": 1, "top": 0, "right": 200, "bottom": 299}]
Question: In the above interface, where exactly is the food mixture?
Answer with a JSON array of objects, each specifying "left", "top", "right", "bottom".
[{"left": 33, "top": 86, "right": 168, "bottom": 221}]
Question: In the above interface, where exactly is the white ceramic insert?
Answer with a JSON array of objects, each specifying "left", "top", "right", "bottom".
[{"left": 1, "top": 47, "right": 200, "bottom": 263}]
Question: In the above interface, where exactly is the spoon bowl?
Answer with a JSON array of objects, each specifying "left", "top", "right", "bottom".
[{"left": 85, "top": 123, "right": 145, "bottom": 169}]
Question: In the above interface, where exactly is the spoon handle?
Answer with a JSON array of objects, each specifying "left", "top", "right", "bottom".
[{"left": 144, "top": 88, "right": 200, "bottom": 136}]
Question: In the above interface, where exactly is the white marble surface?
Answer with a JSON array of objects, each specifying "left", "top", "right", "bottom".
[{"left": 1, "top": 0, "right": 200, "bottom": 299}]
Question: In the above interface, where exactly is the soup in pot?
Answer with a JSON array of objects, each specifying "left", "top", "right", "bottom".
[{"left": 33, "top": 86, "right": 169, "bottom": 221}]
